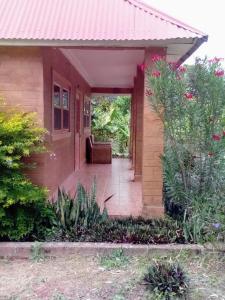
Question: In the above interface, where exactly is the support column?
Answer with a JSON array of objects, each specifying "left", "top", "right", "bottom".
[
  {"left": 131, "top": 78, "right": 137, "bottom": 169},
  {"left": 142, "top": 47, "right": 166, "bottom": 218},
  {"left": 134, "top": 67, "right": 144, "bottom": 177}
]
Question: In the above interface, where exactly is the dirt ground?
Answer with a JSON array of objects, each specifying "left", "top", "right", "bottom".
[{"left": 0, "top": 251, "right": 225, "bottom": 300}]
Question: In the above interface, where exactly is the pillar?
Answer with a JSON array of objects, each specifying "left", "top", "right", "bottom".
[{"left": 142, "top": 47, "right": 166, "bottom": 218}]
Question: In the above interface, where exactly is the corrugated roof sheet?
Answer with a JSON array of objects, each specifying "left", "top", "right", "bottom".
[{"left": 0, "top": 0, "right": 207, "bottom": 41}]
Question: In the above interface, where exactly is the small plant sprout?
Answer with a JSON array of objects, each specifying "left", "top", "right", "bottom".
[
  {"left": 30, "top": 242, "right": 45, "bottom": 262},
  {"left": 100, "top": 248, "right": 130, "bottom": 270}
]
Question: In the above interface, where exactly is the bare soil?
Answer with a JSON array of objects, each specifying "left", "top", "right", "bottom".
[{"left": 0, "top": 251, "right": 225, "bottom": 300}]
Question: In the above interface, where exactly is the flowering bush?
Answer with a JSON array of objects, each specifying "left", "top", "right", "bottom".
[
  {"left": 145, "top": 57, "right": 225, "bottom": 242},
  {"left": 0, "top": 99, "right": 54, "bottom": 240}
]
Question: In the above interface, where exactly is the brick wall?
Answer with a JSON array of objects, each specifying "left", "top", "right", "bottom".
[
  {"left": 0, "top": 47, "right": 44, "bottom": 124},
  {"left": 141, "top": 47, "right": 166, "bottom": 218}
]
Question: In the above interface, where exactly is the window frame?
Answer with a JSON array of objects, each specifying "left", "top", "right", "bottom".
[
  {"left": 83, "top": 96, "right": 91, "bottom": 128},
  {"left": 52, "top": 71, "right": 71, "bottom": 134}
]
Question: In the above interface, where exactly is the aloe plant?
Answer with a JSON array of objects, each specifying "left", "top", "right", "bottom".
[{"left": 53, "top": 180, "right": 108, "bottom": 230}]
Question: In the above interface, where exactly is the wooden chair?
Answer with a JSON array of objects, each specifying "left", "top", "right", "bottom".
[{"left": 86, "top": 136, "right": 112, "bottom": 164}]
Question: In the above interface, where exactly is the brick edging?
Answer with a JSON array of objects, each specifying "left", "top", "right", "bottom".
[{"left": 1, "top": 242, "right": 221, "bottom": 259}]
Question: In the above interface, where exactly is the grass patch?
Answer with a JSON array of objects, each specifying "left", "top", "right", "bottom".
[
  {"left": 99, "top": 248, "right": 130, "bottom": 269},
  {"left": 30, "top": 241, "right": 45, "bottom": 262}
]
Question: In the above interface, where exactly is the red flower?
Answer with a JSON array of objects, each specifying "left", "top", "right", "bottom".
[
  {"left": 138, "top": 63, "right": 147, "bottom": 72},
  {"left": 145, "top": 89, "right": 154, "bottom": 97},
  {"left": 208, "top": 152, "right": 214, "bottom": 157},
  {"left": 168, "top": 61, "right": 179, "bottom": 71},
  {"left": 214, "top": 69, "right": 224, "bottom": 77},
  {"left": 212, "top": 134, "right": 221, "bottom": 141},
  {"left": 151, "top": 54, "right": 163, "bottom": 62},
  {"left": 184, "top": 92, "right": 193, "bottom": 100},
  {"left": 178, "top": 65, "right": 186, "bottom": 73},
  {"left": 208, "top": 57, "right": 224, "bottom": 63},
  {"left": 223, "top": 131, "right": 225, "bottom": 136},
  {"left": 152, "top": 70, "right": 161, "bottom": 77}
]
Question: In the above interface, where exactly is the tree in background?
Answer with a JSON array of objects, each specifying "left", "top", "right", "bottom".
[{"left": 92, "top": 96, "right": 131, "bottom": 157}]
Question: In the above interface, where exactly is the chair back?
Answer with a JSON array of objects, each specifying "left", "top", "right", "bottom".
[{"left": 86, "top": 136, "right": 92, "bottom": 163}]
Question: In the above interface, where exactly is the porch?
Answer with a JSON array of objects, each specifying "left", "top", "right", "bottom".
[{"left": 61, "top": 158, "right": 142, "bottom": 217}]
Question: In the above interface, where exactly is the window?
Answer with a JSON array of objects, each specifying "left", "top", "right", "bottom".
[
  {"left": 83, "top": 98, "right": 91, "bottom": 128},
  {"left": 53, "top": 84, "right": 70, "bottom": 131}
]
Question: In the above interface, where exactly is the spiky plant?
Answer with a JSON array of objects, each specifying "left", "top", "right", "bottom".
[
  {"left": 143, "top": 260, "right": 189, "bottom": 299},
  {"left": 53, "top": 180, "right": 108, "bottom": 231}
]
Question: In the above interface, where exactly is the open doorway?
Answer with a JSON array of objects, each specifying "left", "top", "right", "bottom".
[{"left": 91, "top": 95, "right": 131, "bottom": 158}]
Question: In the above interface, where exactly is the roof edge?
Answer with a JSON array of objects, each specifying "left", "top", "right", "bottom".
[
  {"left": 126, "top": 0, "right": 207, "bottom": 37},
  {"left": 177, "top": 35, "right": 208, "bottom": 65}
]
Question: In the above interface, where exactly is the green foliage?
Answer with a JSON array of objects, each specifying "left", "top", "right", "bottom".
[
  {"left": 53, "top": 180, "right": 108, "bottom": 230},
  {"left": 143, "top": 260, "right": 189, "bottom": 299},
  {"left": 0, "top": 100, "right": 54, "bottom": 240},
  {"left": 99, "top": 248, "right": 129, "bottom": 269},
  {"left": 30, "top": 242, "right": 45, "bottom": 262},
  {"left": 0, "top": 104, "right": 46, "bottom": 171},
  {"left": 92, "top": 96, "right": 130, "bottom": 156},
  {"left": 146, "top": 57, "right": 225, "bottom": 242}
]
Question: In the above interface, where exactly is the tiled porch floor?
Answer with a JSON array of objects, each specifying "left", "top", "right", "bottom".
[{"left": 66, "top": 158, "right": 142, "bottom": 217}]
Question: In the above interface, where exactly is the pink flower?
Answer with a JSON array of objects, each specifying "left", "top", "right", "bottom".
[
  {"left": 151, "top": 54, "right": 164, "bottom": 62},
  {"left": 184, "top": 92, "right": 193, "bottom": 100},
  {"left": 214, "top": 69, "right": 224, "bottom": 77},
  {"left": 152, "top": 70, "right": 161, "bottom": 77},
  {"left": 178, "top": 65, "right": 186, "bottom": 73},
  {"left": 208, "top": 57, "right": 224, "bottom": 63},
  {"left": 223, "top": 131, "right": 225, "bottom": 136},
  {"left": 212, "top": 134, "right": 221, "bottom": 141},
  {"left": 145, "top": 89, "right": 154, "bottom": 97},
  {"left": 168, "top": 61, "right": 179, "bottom": 71},
  {"left": 138, "top": 63, "right": 147, "bottom": 72}
]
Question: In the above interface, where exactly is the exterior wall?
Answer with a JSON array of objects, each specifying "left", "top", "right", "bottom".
[
  {"left": 0, "top": 46, "right": 91, "bottom": 195},
  {"left": 0, "top": 47, "right": 44, "bottom": 124},
  {"left": 41, "top": 48, "right": 91, "bottom": 194},
  {"left": 142, "top": 47, "right": 166, "bottom": 218}
]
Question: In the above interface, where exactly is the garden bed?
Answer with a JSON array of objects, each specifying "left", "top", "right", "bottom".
[{"left": 1, "top": 250, "right": 225, "bottom": 299}]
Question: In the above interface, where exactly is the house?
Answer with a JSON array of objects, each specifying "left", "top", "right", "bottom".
[{"left": 0, "top": 0, "right": 207, "bottom": 218}]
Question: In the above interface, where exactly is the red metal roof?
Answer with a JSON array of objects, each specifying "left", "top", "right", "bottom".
[{"left": 0, "top": 0, "right": 207, "bottom": 41}]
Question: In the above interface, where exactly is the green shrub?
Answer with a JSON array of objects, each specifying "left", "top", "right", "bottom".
[
  {"left": 146, "top": 57, "right": 225, "bottom": 242},
  {"left": 143, "top": 260, "right": 189, "bottom": 299},
  {"left": 0, "top": 173, "right": 54, "bottom": 241},
  {"left": 53, "top": 181, "right": 108, "bottom": 230},
  {"left": 0, "top": 100, "right": 54, "bottom": 240}
]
